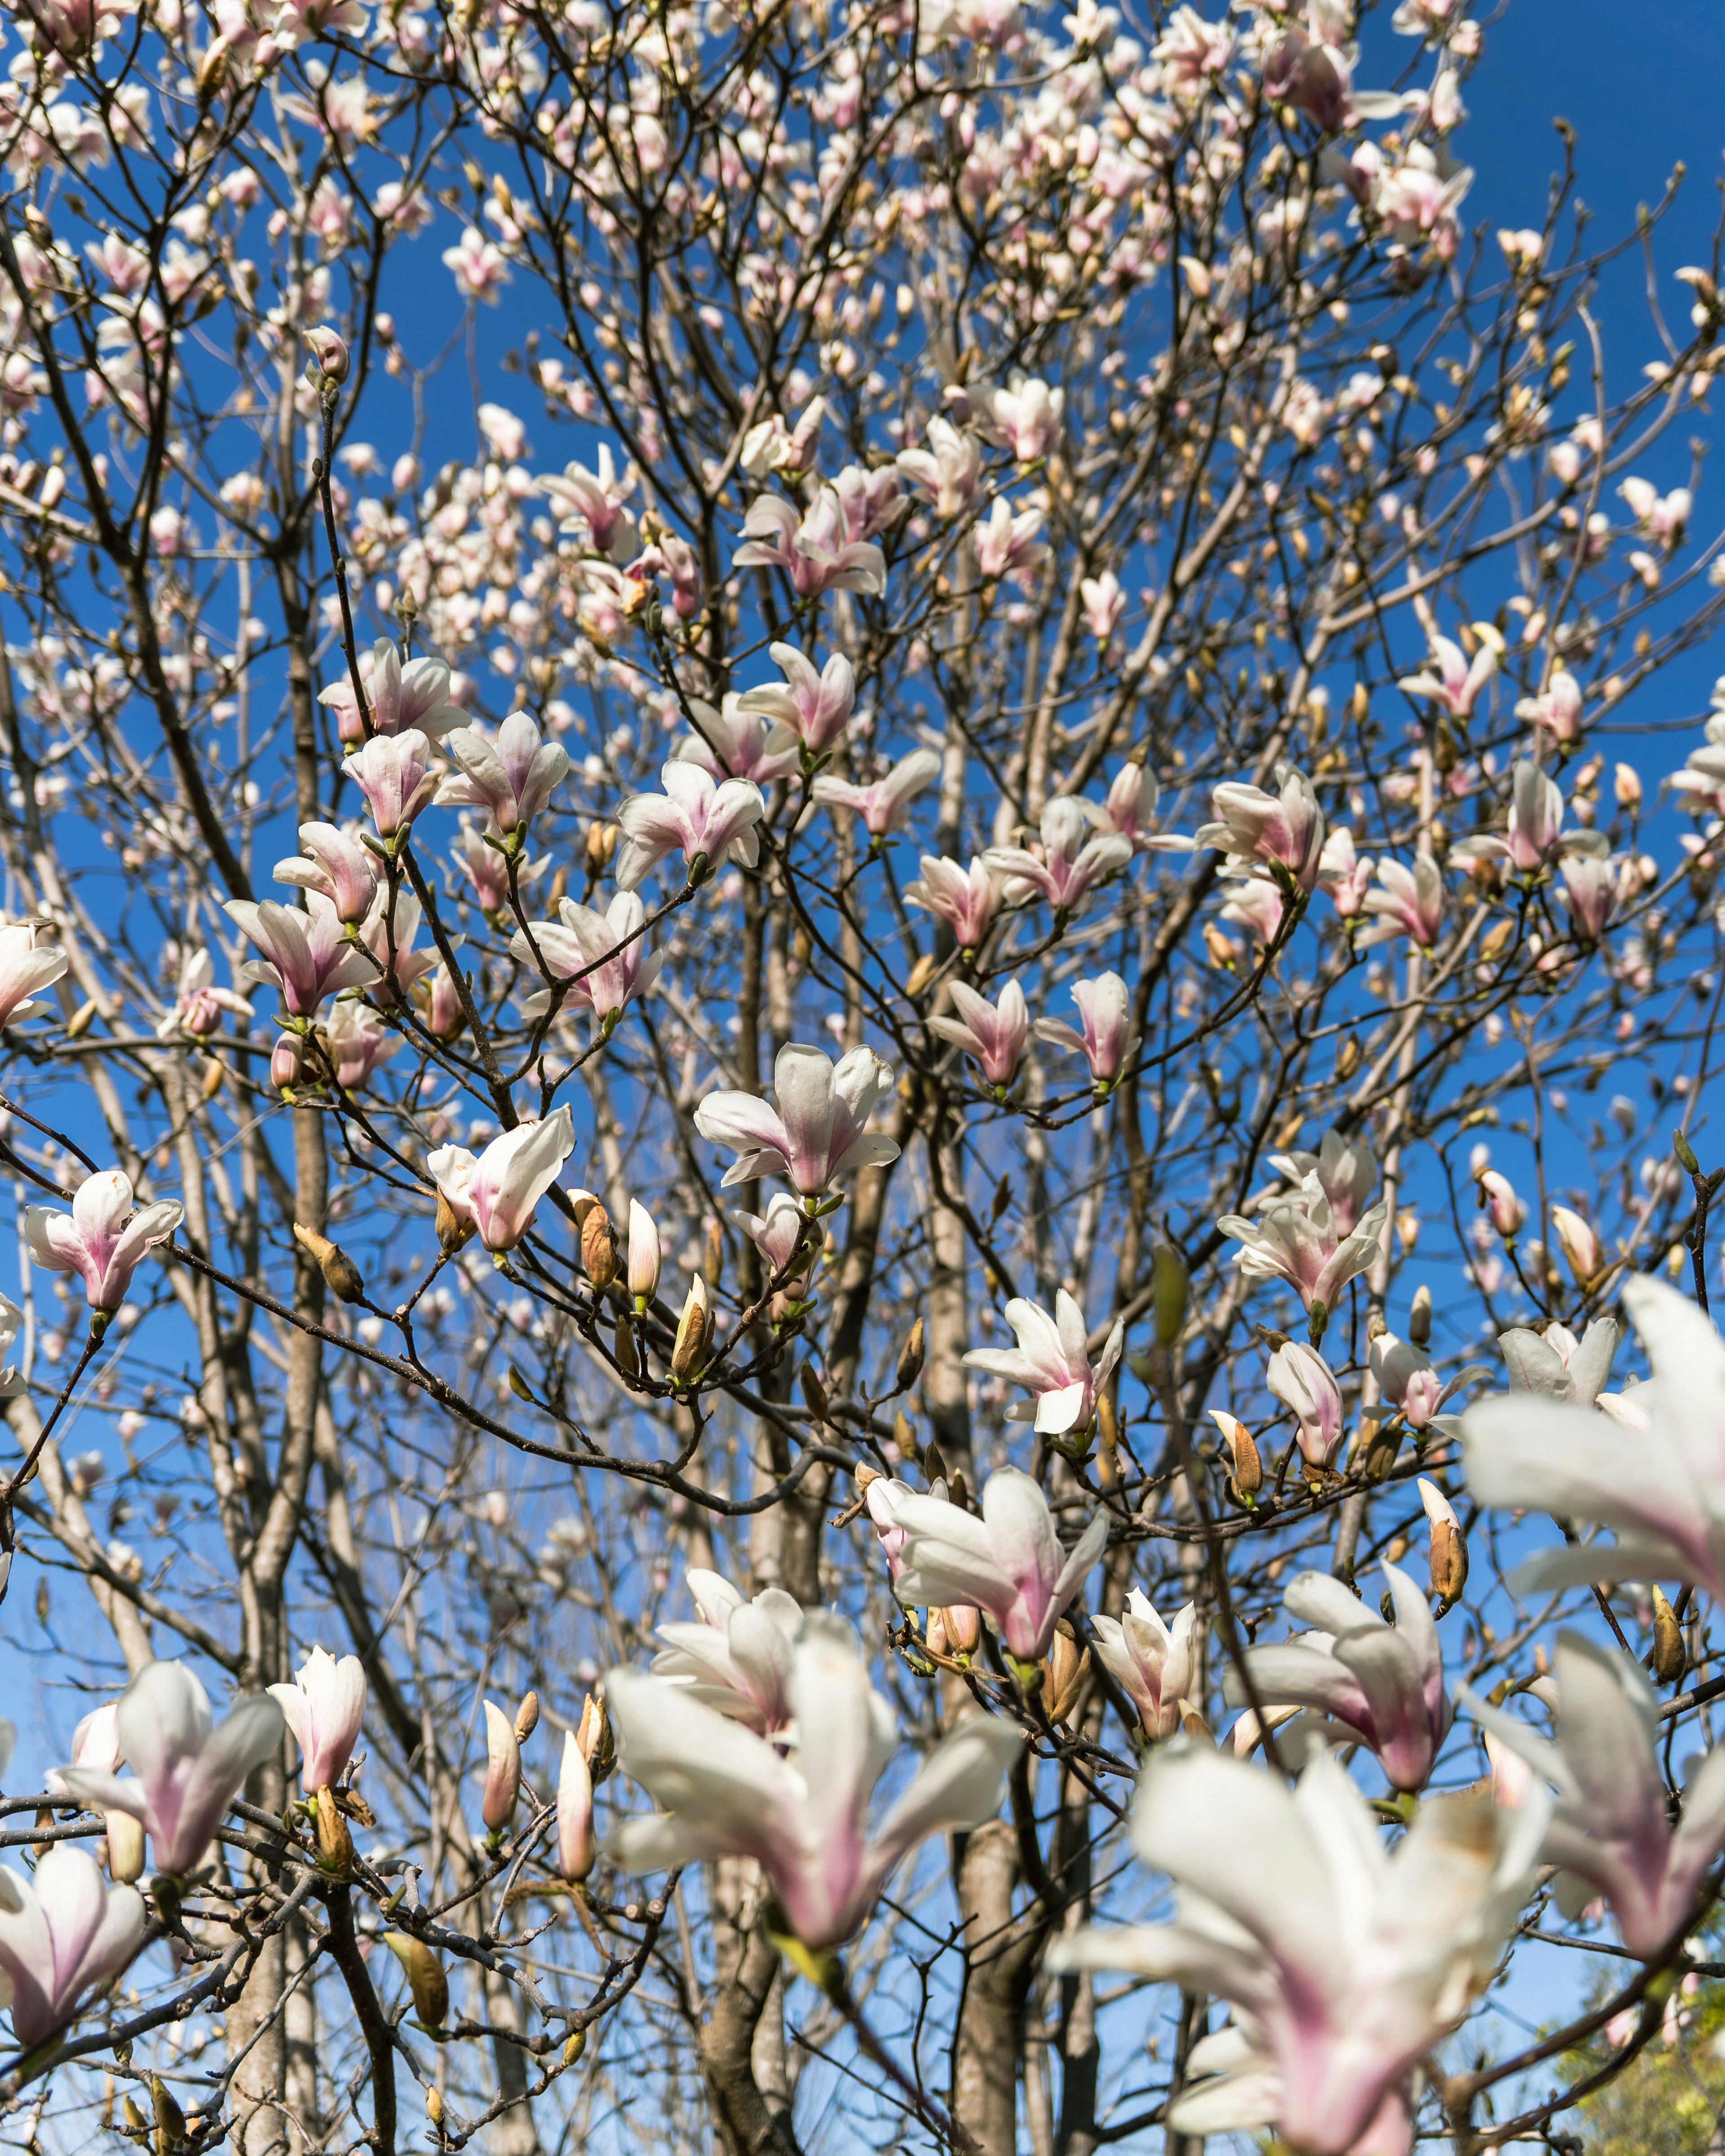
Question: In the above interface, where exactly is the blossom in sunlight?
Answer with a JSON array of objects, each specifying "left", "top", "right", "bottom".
[
  {"left": 1051, "top": 1747, "right": 1545, "bottom": 2154},
  {"left": 615, "top": 763, "right": 765, "bottom": 891},
  {"left": 318, "top": 639, "right": 466, "bottom": 747},
  {"left": 735, "top": 643, "right": 855, "bottom": 760},
  {"left": 1268, "top": 1130, "right": 1379, "bottom": 1236},
  {"left": 606, "top": 1616, "right": 1021, "bottom": 1948},
  {"left": 267, "top": 1647, "right": 366, "bottom": 1794},
  {"left": 734, "top": 488, "right": 887, "bottom": 598},
  {"left": 274, "top": 821, "right": 379, "bottom": 925},
  {"left": 1367, "top": 1334, "right": 1484, "bottom": 1433},
  {"left": 1196, "top": 768, "right": 1325, "bottom": 890},
  {"left": 812, "top": 747, "right": 942, "bottom": 837},
  {"left": 324, "top": 1001, "right": 396, "bottom": 1091},
  {"left": 0, "top": 919, "right": 68, "bottom": 1029},
  {"left": 693, "top": 1040, "right": 899, "bottom": 1197},
  {"left": 1088, "top": 762, "right": 1191, "bottom": 856},
  {"left": 342, "top": 730, "right": 438, "bottom": 841},
  {"left": 53, "top": 1660, "right": 285, "bottom": 1877},
  {"left": 1034, "top": 971, "right": 1137, "bottom": 1091},
  {"left": 1495, "top": 1313, "right": 1618, "bottom": 1403},
  {"left": 1091, "top": 1590, "right": 1198, "bottom": 1741},
  {"left": 674, "top": 696, "right": 801, "bottom": 786},
  {"left": 442, "top": 225, "right": 510, "bottom": 303},
  {"left": 1463, "top": 1276, "right": 1725, "bottom": 1598},
  {"left": 927, "top": 978, "right": 1030, "bottom": 1090},
  {"left": 1079, "top": 570, "right": 1124, "bottom": 640},
  {"left": 540, "top": 446, "right": 637, "bottom": 563},
  {"left": 1357, "top": 854, "right": 1444, "bottom": 950},
  {"left": 357, "top": 889, "right": 438, "bottom": 1001},
  {"left": 438, "top": 714, "right": 569, "bottom": 836},
  {"left": 1463, "top": 1631, "right": 1725, "bottom": 1957},
  {"left": 1218, "top": 1171, "right": 1387, "bottom": 1323},
  {"left": 1317, "top": 828, "right": 1373, "bottom": 917},
  {"left": 272, "top": 0, "right": 366, "bottom": 45},
  {"left": 226, "top": 895, "right": 374, "bottom": 1016},
  {"left": 904, "top": 855, "right": 1001, "bottom": 950},
  {"left": 652, "top": 1568, "right": 804, "bottom": 1738},
  {"left": 1514, "top": 669, "right": 1583, "bottom": 745},
  {"left": 0, "top": 1845, "right": 146, "bottom": 2046},
  {"left": 157, "top": 948, "right": 251, "bottom": 1039},
  {"left": 897, "top": 415, "right": 983, "bottom": 516},
  {"left": 987, "top": 376, "right": 1062, "bottom": 462},
  {"left": 27, "top": 1170, "right": 183, "bottom": 1316},
  {"left": 1620, "top": 476, "right": 1691, "bottom": 546},
  {"left": 1265, "top": 1340, "right": 1345, "bottom": 1468},
  {"left": 1228, "top": 1564, "right": 1450, "bottom": 1792},
  {"left": 983, "top": 796, "right": 1132, "bottom": 917},
  {"left": 974, "top": 497, "right": 1046, "bottom": 582},
  {"left": 1396, "top": 631, "right": 1496, "bottom": 719},
  {"left": 1449, "top": 760, "right": 1606, "bottom": 879},
  {"left": 428, "top": 1107, "right": 576, "bottom": 1253},
  {"left": 481, "top": 1701, "right": 521, "bottom": 1830},
  {"left": 557, "top": 1732, "right": 596, "bottom": 1884},
  {"left": 889, "top": 1467, "right": 1109, "bottom": 1661},
  {"left": 510, "top": 892, "right": 661, "bottom": 1027},
  {"left": 730, "top": 1192, "right": 814, "bottom": 1302},
  {"left": 962, "top": 1295, "right": 1123, "bottom": 1436}
]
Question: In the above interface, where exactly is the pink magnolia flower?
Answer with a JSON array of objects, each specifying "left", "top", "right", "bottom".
[
  {"left": 1357, "top": 853, "right": 1444, "bottom": 949},
  {"left": 342, "top": 729, "right": 438, "bottom": 841},
  {"left": 964, "top": 1291, "right": 1124, "bottom": 1435},
  {"left": 417, "top": 963, "right": 464, "bottom": 1042},
  {"left": 1079, "top": 570, "right": 1125, "bottom": 640},
  {"left": 1051, "top": 1747, "right": 1546, "bottom": 2155},
  {"left": 438, "top": 713, "right": 568, "bottom": 835},
  {"left": 1515, "top": 670, "right": 1583, "bottom": 744},
  {"left": 1035, "top": 971, "right": 1137, "bottom": 1090},
  {"left": 0, "top": 919, "right": 67, "bottom": 1029},
  {"left": 355, "top": 888, "right": 439, "bottom": 1002},
  {"left": 1218, "top": 1171, "right": 1388, "bottom": 1321},
  {"left": 1220, "top": 870, "right": 1287, "bottom": 945},
  {"left": 1154, "top": 6, "right": 1234, "bottom": 92},
  {"left": 511, "top": 891, "right": 661, "bottom": 1028},
  {"left": 987, "top": 376, "right": 1062, "bottom": 462},
  {"left": 734, "top": 489, "right": 887, "bottom": 598},
  {"left": 1450, "top": 760, "right": 1606, "bottom": 879},
  {"left": 156, "top": 948, "right": 251, "bottom": 1039},
  {"left": 1317, "top": 828, "right": 1373, "bottom": 917},
  {"left": 1476, "top": 1167, "right": 1527, "bottom": 1239},
  {"left": 272, "top": 0, "right": 365, "bottom": 45},
  {"left": 0, "top": 1844, "right": 146, "bottom": 2046},
  {"left": 615, "top": 762, "right": 765, "bottom": 891},
  {"left": 1496, "top": 1313, "right": 1618, "bottom": 1404},
  {"left": 1464, "top": 1632, "right": 1725, "bottom": 1957},
  {"left": 1620, "top": 476, "right": 1691, "bottom": 546},
  {"left": 557, "top": 1731, "right": 596, "bottom": 1884},
  {"left": 442, "top": 225, "right": 509, "bottom": 303},
  {"left": 27, "top": 1171, "right": 183, "bottom": 1315},
  {"left": 453, "top": 821, "right": 547, "bottom": 915},
  {"left": 897, "top": 416, "right": 982, "bottom": 516},
  {"left": 1230, "top": 1564, "right": 1450, "bottom": 1792},
  {"left": 984, "top": 797, "right": 1132, "bottom": 917},
  {"left": 904, "top": 855, "right": 1001, "bottom": 950},
  {"left": 1397, "top": 633, "right": 1497, "bottom": 719},
  {"left": 832, "top": 464, "right": 908, "bottom": 543},
  {"left": 606, "top": 1617, "right": 1020, "bottom": 1949},
  {"left": 889, "top": 1467, "right": 1109, "bottom": 1661},
  {"left": 1196, "top": 768, "right": 1325, "bottom": 891},
  {"left": 813, "top": 747, "right": 941, "bottom": 837},
  {"left": 730, "top": 1191, "right": 814, "bottom": 1298},
  {"left": 735, "top": 643, "right": 855, "bottom": 760},
  {"left": 481, "top": 1701, "right": 520, "bottom": 1831},
  {"left": 626, "top": 1199, "right": 660, "bottom": 1304},
  {"left": 539, "top": 447, "right": 637, "bottom": 563},
  {"left": 1558, "top": 855, "right": 1623, "bottom": 941},
  {"left": 675, "top": 696, "right": 801, "bottom": 786},
  {"left": 652, "top": 1567, "right": 803, "bottom": 1738},
  {"left": 274, "top": 821, "right": 379, "bottom": 925},
  {"left": 225, "top": 894, "right": 376, "bottom": 1015},
  {"left": 318, "top": 639, "right": 465, "bottom": 746},
  {"left": 428, "top": 1106, "right": 576, "bottom": 1252},
  {"left": 694, "top": 1040, "right": 900, "bottom": 1196},
  {"left": 267, "top": 1646, "right": 366, "bottom": 1793},
  {"left": 974, "top": 498, "right": 1046, "bottom": 582},
  {"left": 1091, "top": 1591, "right": 1199, "bottom": 1741},
  {"left": 1269, "top": 1131, "right": 1379, "bottom": 1237},
  {"left": 324, "top": 1001, "right": 396, "bottom": 1091},
  {"left": 1265, "top": 1340, "right": 1346, "bottom": 1467},
  {"left": 53, "top": 1659, "right": 286, "bottom": 1877},
  {"left": 928, "top": 979, "right": 1029, "bottom": 1090},
  {"left": 1091, "top": 762, "right": 1191, "bottom": 855},
  {"left": 1261, "top": 25, "right": 1353, "bottom": 131}
]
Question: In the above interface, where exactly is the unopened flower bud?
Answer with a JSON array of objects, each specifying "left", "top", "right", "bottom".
[
  {"left": 1209, "top": 1409, "right": 1262, "bottom": 1499},
  {"left": 1043, "top": 1621, "right": 1090, "bottom": 1724},
  {"left": 557, "top": 1729, "right": 596, "bottom": 1883},
  {"left": 585, "top": 821, "right": 617, "bottom": 875},
  {"left": 1614, "top": 761, "right": 1642, "bottom": 811},
  {"left": 314, "top": 1784, "right": 354, "bottom": 1875},
  {"left": 1408, "top": 1283, "right": 1432, "bottom": 1346},
  {"left": 513, "top": 1690, "right": 540, "bottom": 1744},
  {"left": 1476, "top": 1168, "right": 1526, "bottom": 1238},
  {"left": 670, "top": 1274, "right": 709, "bottom": 1385},
  {"left": 1550, "top": 1204, "right": 1603, "bottom": 1287},
  {"left": 1419, "top": 1477, "right": 1468, "bottom": 1608},
  {"left": 575, "top": 1691, "right": 615, "bottom": 1786},
  {"left": 563, "top": 2027, "right": 588, "bottom": 2068},
  {"left": 928, "top": 1602, "right": 980, "bottom": 1658},
  {"left": 1651, "top": 1586, "right": 1685, "bottom": 1685},
  {"left": 703, "top": 1215, "right": 723, "bottom": 1289},
  {"left": 614, "top": 1315, "right": 639, "bottom": 1380},
  {"left": 384, "top": 1931, "right": 450, "bottom": 2031},
  {"left": 293, "top": 1221, "right": 365, "bottom": 1304},
  {"left": 107, "top": 1809, "right": 146, "bottom": 1884},
  {"left": 627, "top": 1200, "right": 660, "bottom": 1307},
  {"left": 481, "top": 1700, "right": 521, "bottom": 1832},
  {"left": 895, "top": 1316, "right": 925, "bottom": 1393},
  {"left": 306, "top": 324, "right": 349, "bottom": 383},
  {"left": 425, "top": 2086, "right": 444, "bottom": 2127},
  {"left": 572, "top": 1193, "right": 619, "bottom": 1290},
  {"left": 1151, "top": 1244, "right": 1189, "bottom": 1348},
  {"left": 152, "top": 2074, "right": 186, "bottom": 2149},
  {"left": 271, "top": 1032, "right": 304, "bottom": 1093}
]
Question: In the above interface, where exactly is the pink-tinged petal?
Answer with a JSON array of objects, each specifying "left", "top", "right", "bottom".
[
  {"left": 772, "top": 1042, "right": 839, "bottom": 1192},
  {"left": 865, "top": 1715, "right": 1022, "bottom": 1891},
  {"left": 1034, "top": 1380, "right": 1090, "bottom": 1434},
  {"left": 692, "top": 1088, "right": 793, "bottom": 1167}
]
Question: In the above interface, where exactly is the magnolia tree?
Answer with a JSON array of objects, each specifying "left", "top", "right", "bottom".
[{"left": 5, "top": 0, "right": 1725, "bottom": 2149}]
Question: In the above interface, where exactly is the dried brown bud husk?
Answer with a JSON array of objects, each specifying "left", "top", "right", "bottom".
[
  {"left": 1408, "top": 1284, "right": 1433, "bottom": 1346},
  {"left": 801, "top": 1363, "right": 829, "bottom": 1422},
  {"left": 893, "top": 1411, "right": 920, "bottom": 1467},
  {"left": 294, "top": 1222, "right": 365, "bottom": 1304},
  {"left": 1043, "top": 1622, "right": 1091, "bottom": 1724},
  {"left": 200, "top": 1057, "right": 225, "bottom": 1101},
  {"left": 854, "top": 1463, "right": 883, "bottom": 1496},
  {"left": 32, "top": 1807, "right": 52, "bottom": 1860},
  {"left": 585, "top": 821, "right": 617, "bottom": 875},
  {"left": 1151, "top": 1244, "right": 1189, "bottom": 1348},
  {"left": 435, "top": 1188, "right": 474, "bottom": 1254},
  {"left": 703, "top": 1215, "right": 723, "bottom": 1290},
  {"left": 385, "top": 1931, "right": 450, "bottom": 2031},
  {"left": 670, "top": 1276, "right": 710, "bottom": 1386},
  {"left": 514, "top": 1691, "right": 540, "bottom": 1743},
  {"left": 895, "top": 1315, "right": 925, "bottom": 1393},
  {"left": 927, "top": 1603, "right": 980, "bottom": 1658},
  {"left": 314, "top": 1784, "right": 354, "bottom": 1874},
  {"left": 1358, "top": 1416, "right": 1402, "bottom": 1485},
  {"left": 576, "top": 1691, "right": 615, "bottom": 1786},
  {"left": 1422, "top": 1483, "right": 1468, "bottom": 1607},
  {"left": 614, "top": 1316, "right": 639, "bottom": 1380},
  {"left": 1651, "top": 1586, "right": 1685, "bottom": 1684},
  {"left": 1211, "top": 1410, "right": 1262, "bottom": 1500},
  {"left": 575, "top": 1197, "right": 619, "bottom": 1290}
]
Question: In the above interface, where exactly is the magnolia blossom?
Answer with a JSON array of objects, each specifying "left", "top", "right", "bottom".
[
  {"left": 1219, "top": 1171, "right": 1387, "bottom": 1321},
  {"left": 511, "top": 892, "right": 661, "bottom": 1026},
  {"left": 1092, "top": 1592, "right": 1198, "bottom": 1741},
  {"left": 1558, "top": 855, "right": 1625, "bottom": 942},
  {"left": 734, "top": 644, "right": 855, "bottom": 760},
  {"left": 1358, "top": 854, "right": 1444, "bottom": 949},
  {"left": 439, "top": 714, "right": 569, "bottom": 835},
  {"left": 343, "top": 729, "right": 438, "bottom": 840},
  {"left": 896, "top": 415, "right": 982, "bottom": 515},
  {"left": 324, "top": 1001, "right": 396, "bottom": 1091},
  {"left": 1495, "top": 1314, "right": 1618, "bottom": 1404},
  {"left": 1464, "top": 1633, "right": 1725, "bottom": 1957},
  {"left": 693, "top": 1040, "right": 900, "bottom": 1196},
  {"left": 27, "top": 1171, "right": 183, "bottom": 1314},
  {"left": 53, "top": 1660, "right": 285, "bottom": 1877},
  {"left": 0, "top": 1845, "right": 146, "bottom": 2047},
  {"left": 1268, "top": 1131, "right": 1378, "bottom": 1236},
  {"left": 557, "top": 1731, "right": 596, "bottom": 1884},
  {"left": 1265, "top": 1341, "right": 1345, "bottom": 1468},
  {"left": 1620, "top": 475, "right": 1691, "bottom": 545},
  {"left": 615, "top": 762, "right": 765, "bottom": 890},
  {"left": 974, "top": 498, "right": 1046, "bottom": 582},
  {"left": 1196, "top": 768, "right": 1325, "bottom": 891},
  {"left": 987, "top": 376, "right": 1062, "bottom": 461},
  {"left": 454, "top": 822, "right": 547, "bottom": 915},
  {"left": 963, "top": 1293, "right": 1124, "bottom": 1435},
  {"left": 1051, "top": 1747, "right": 1545, "bottom": 2154},
  {"left": 267, "top": 1647, "right": 366, "bottom": 1793},
  {"left": 1397, "top": 632, "right": 1497, "bottom": 719},
  {"left": 626, "top": 1200, "right": 660, "bottom": 1303},
  {"left": 224, "top": 894, "right": 374, "bottom": 1016},
  {"left": 983, "top": 797, "right": 1132, "bottom": 917},
  {"left": 1087, "top": 762, "right": 1191, "bottom": 855},
  {"left": 157, "top": 948, "right": 250, "bottom": 1039},
  {"left": 1318, "top": 828, "right": 1373, "bottom": 916},
  {"left": 428, "top": 1107, "right": 576, "bottom": 1253},
  {"left": 539, "top": 447, "right": 637, "bottom": 563},
  {"left": 607, "top": 1617, "right": 1021, "bottom": 1948},
  {"left": 812, "top": 748, "right": 941, "bottom": 837},
  {"left": 734, "top": 488, "right": 887, "bottom": 598},
  {"left": 729, "top": 1193, "right": 813, "bottom": 1300},
  {"left": 1219, "top": 870, "right": 1286, "bottom": 945},
  {"left": 1034, "top": 972, "right": 1137, "bottom": 1090},
  {"left": 904, "top": 856, "right": 1000, "bottom": 950},
  {"left": 652, "top": 1568, "right": 803, "bottom": 1738},
  {"left": 1079, "top": 570, "right": 1124, "bottom": 640},
  {"left": 1450, "top": 760, "right": 1606, "bottom": 879},
  {"left": 1230, "top": 1565, "right": 1449, "bottom": 1792},
  {"left": 889, "top": 1467, "right": 1110, "bottom": 1661},
  {"left": 1368, "top": 1334, "right": 1483, "bottom": 1433},
  {"left": 481, "top": 1701, "right": 520, "bottom": 1830},
  {"left": 1549, "top": 1204, "right": 1602, "bottom": 1285},
  {"left": 928, "top": 979, "right": 1029, "bottom": 1091},
  {"left": 0, "top": 919, "right": 67, "bottom": 1029},
  {"left": 675, "top": 695, "right": 801, "bottom": 786},
  {"left": 1477, "top": 1167, "right": 1527, "bottom": 1238},
  {"left": 1463, "top": 1276, "right": 1725, "bottom": 1599},
  {"left": 318, "top": 638, "right": 465, "bottom": 745},
  {"left": 1515, "top": 670, "right": 1583, "bottom": 743},
  {"left": 274, "top": 821, "right": 379, "bottom": 925},
  {"left": 357, "top": 889, "right": 439, "bottom": 1001}
]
